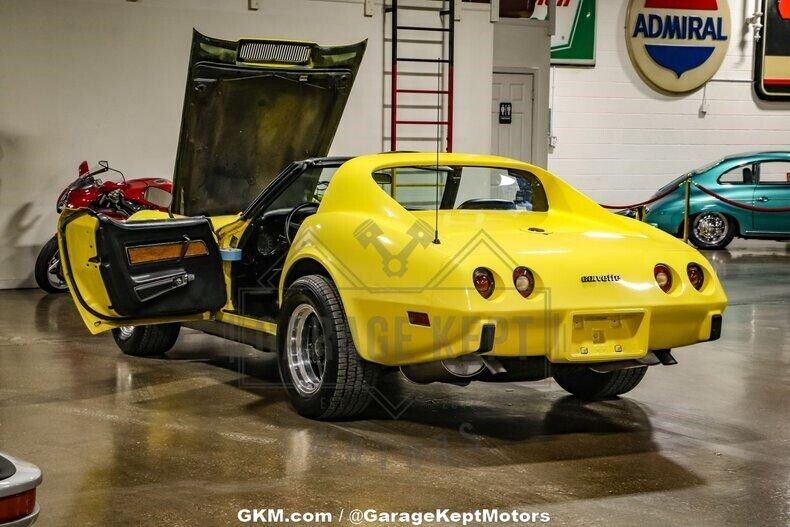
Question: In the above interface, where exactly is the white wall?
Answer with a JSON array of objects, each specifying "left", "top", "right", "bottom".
[
  {"left": 548, "top": 0, "right": 790, "bottom": 205},
  {"left": 0, "top": 0, "right": 493, "bottom": 289}
]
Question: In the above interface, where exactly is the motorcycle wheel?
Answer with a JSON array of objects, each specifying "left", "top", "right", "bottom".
[{"left": 34, "top": 235, "right": 68, "bottom": 294}]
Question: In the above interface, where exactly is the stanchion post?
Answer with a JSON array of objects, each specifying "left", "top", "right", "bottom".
[
  {"left": 636, "top": 205, "right": 646, "bottom": 222},
  {"left": 682, "top": 178, "right": 691, "bottom": 244}
]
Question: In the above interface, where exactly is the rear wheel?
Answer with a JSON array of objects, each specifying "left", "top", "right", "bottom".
[
  {"left": 689, "top": 212, "right": 735, "bottom": 250},
  {"left": 34, "top": 236, "right": 68, "bottom": 294},
  {"left": 553, "top": 365, "right": 647, "bottom": 400},
  {"left": 112, "top": 324, "right": 180, "bottom": 357},
  {"left": 278, "top": 275, "right": 381, "bottom": 419}
]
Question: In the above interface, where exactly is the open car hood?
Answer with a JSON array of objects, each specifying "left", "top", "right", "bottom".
[{"left": 173, "top": 30, "right": 365, "bottom": 216}]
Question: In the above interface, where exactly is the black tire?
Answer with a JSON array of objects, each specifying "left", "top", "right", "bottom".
[
  {"left": 34, "top": 235, "right": 68, "bottom": 294},
  {"left": 277, "top": 274, "right": 381, "bottom": 420},
  {"left": 111, "top": 324, "right": 180, "bottom": 357},
  {"left": 688, "top": 212, "right": 735, "bottom": 250},
  {"left": 553, "top": 365, "right": 647, "bottom": 400}
]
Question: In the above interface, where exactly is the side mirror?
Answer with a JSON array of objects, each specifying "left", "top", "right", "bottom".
[
  {"left": 144, "top": 187, "right": 173, "bottom": 209},
  {"left": 78, "top": 161, "right": 89, "bottom": 177},
  {"left": 88, "top": 161, "right": 111, "bottom": 177}
]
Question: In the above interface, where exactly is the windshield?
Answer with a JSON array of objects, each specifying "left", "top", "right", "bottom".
[
  {"left": 88, "top": 163, "right": 126, "bottom": 185},
  {"left": 371, "top": 166, "right": 548, "bottom": 211}
]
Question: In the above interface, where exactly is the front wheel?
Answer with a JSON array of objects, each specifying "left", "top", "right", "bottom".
[
  {"left": 689, "top": 212, "right": 734, "bottom": 250},
  {"left": 553, "top": 365, "right": 647, "bottom": 400},
  {"left": 34, "top": 236, "right": 68, "bottom": 294},
  {"left": 112, "top": 324, "right": 180, "bottom": 357},
  {"left": 277, "top": 275, "right": 381, "bottom": 420}
]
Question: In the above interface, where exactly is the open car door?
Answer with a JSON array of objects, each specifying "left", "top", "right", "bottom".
[{"left": 58, "top": 209, "right": 227, "bottom": 334}]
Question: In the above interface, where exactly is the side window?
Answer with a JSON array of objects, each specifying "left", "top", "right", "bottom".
[
  {"left": 312, "top": 167, "right": 337, "bottom": 201},
  {"left": 372, "top": 167, "right": 449, "bottom": 210},
  {"left": 757, "top": 161, "right": 790, "bottom": 184},
  {"left": 719, "top": 164, "right": 755, "bottom": 185},
  {"left": 266, "top": 167, "right": 338, "bottom": 212},
  {"left": 371, "top": 166, "right": 547, "bottom": 211}
]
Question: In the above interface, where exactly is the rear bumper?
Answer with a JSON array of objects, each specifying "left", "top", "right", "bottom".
[
  {"left": 0, "top": 453, "right": 42, "bottom": 527},
  {"left": 346, "top": 294, "right": 725, "bottom": 366},
  {"left": 2, "top": 505, "right": 40, "bottom": 527}
]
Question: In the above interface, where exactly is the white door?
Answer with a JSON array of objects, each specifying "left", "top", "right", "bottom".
[{"left": 491, "top": 72, "right": 534, "bottom": 162}]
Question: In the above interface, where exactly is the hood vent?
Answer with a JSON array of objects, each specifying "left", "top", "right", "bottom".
[{"left": 237, "top": 40, "right": 311, "bottom": 65}]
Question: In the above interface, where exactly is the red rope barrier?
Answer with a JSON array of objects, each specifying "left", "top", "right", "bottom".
[
  {"left": 597, "top": 179, "right": 790, "bottom": 213},
  {"left": 695, "top": 184, "right": 790, "bottom": 213},
  {"left": 597, "top": 183, "right": 680, "bottom": 210}
]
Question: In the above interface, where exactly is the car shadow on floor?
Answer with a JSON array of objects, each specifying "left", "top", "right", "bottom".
[
  {"left": 197, "top": 358, "right": 703, "bottom": 490},
  {"left": 360, "top": 372, "right": 663, "bottom": 452},
  {"left": 340, "top": 376, "right": 706, "bottom": 497}
]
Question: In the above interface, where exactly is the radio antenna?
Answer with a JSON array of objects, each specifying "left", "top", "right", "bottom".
[{"left": 433, "top": 57, "right": 441, "bottom": 245}]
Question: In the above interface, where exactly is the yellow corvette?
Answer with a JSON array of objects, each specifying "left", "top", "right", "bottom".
[
  {"left": 57, "top": 33, "right": 727, "bottom": 419},
  {"left": 58, "top": 152, "right": 727, "bottom": 419}
]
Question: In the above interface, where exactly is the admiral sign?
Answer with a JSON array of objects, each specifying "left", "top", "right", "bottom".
[{"left": 626, "top": 0, "right": 731, "bottom": 93}]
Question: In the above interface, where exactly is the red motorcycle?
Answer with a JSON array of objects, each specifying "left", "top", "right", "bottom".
[{"left": 35, "top": 160, "right": 173, "bottom": 293}]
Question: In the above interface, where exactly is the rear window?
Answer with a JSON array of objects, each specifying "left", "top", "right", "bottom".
[
  {"left": 371, "top": 166, "right": 548, "bottom": 211},
  {"left": 719, "top": 163, "right": 756, "bottom": 185}
]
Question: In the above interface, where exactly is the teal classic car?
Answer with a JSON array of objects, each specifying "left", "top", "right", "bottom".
[{"left": 644, "top": 152, "right": 790, "bottom": 249}]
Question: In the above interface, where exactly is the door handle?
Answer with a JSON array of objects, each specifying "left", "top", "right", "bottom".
[
  {"left": 756, "top": 196, "right": 769, "bottom": 203},
  {"left": 179, "top": 235, "right": 192, "bottom": 260}
]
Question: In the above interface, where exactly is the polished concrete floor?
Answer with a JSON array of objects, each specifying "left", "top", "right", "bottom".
[{"left": 1, "top": 240, "right": 788, "bottom": 526}]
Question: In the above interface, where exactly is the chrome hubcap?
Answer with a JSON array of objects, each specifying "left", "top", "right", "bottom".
[
  {"left": 117, "top": 326, "right": 135, "bottom": 341},
  {"left": 47, "top": 256, "right": 67, "bottom": 290},
  {"left": 286, "top": 304, "right": 326, "bottom": 397},
  {"left": 693, "top": 213, "right": 728, "bottom": 245}
]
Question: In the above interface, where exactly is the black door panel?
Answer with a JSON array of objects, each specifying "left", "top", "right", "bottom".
[{"left": 96, "top": 215, "right": 226, "bottom": 317}]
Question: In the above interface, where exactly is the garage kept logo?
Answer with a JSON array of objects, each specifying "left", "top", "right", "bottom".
[{"left": 626, "top": 0, "right": 731, "bottom": 93}]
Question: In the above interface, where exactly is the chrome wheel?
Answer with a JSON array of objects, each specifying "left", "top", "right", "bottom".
[
  {"left": 693, "top": 212, "right": 729, "bottom": 246},
  {"left": 46, "top": 256, "right": 68, "bottom": 291},
  {"left": 285, "top": 304, "right": 326, "bottom": 397},
  {"left": 117, "top": 326, "right": 135, "bottom": 341}
]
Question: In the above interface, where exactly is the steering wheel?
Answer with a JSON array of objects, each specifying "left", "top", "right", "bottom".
[{"left": 284, "top": 202, "right": 319, "bottom": 244}]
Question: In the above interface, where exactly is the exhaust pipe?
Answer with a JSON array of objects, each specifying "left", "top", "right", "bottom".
[
  {"left": 589, "top": 349, "right": 677, "bottom": 373},
  {"left": 400, "top": 355, "right": 486, "bottom": 385}
]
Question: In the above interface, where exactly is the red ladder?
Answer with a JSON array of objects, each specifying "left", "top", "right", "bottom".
[{"left": 385, "top": 0, "right": 456, "bottom": 152}]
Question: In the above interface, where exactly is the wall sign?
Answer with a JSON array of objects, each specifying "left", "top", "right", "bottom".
[
  {"left": 625, "top": 0, "right": 731, "bottom": 94},
  {"left": 531, "top": 0, "right": 596, "bottom": 66},
  {"left": 754, "top": 0, "right": 790, "bottom": 100},
  {"left": 499, "top": 102, "right": 513, "bottom": 124}
]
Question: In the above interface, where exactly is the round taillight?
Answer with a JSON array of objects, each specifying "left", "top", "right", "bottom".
[
  {"left": 513, "top": 266, "right": 535, "bottom": 298},
  {"left": 654, "top": 264, "right": 672, "bottom": 293},
  {"left": 473, "top": 267, "right": 495, "bottom": 299},
  {"left": 687, "top": 263, "right": 704, "bottom": 290}
]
